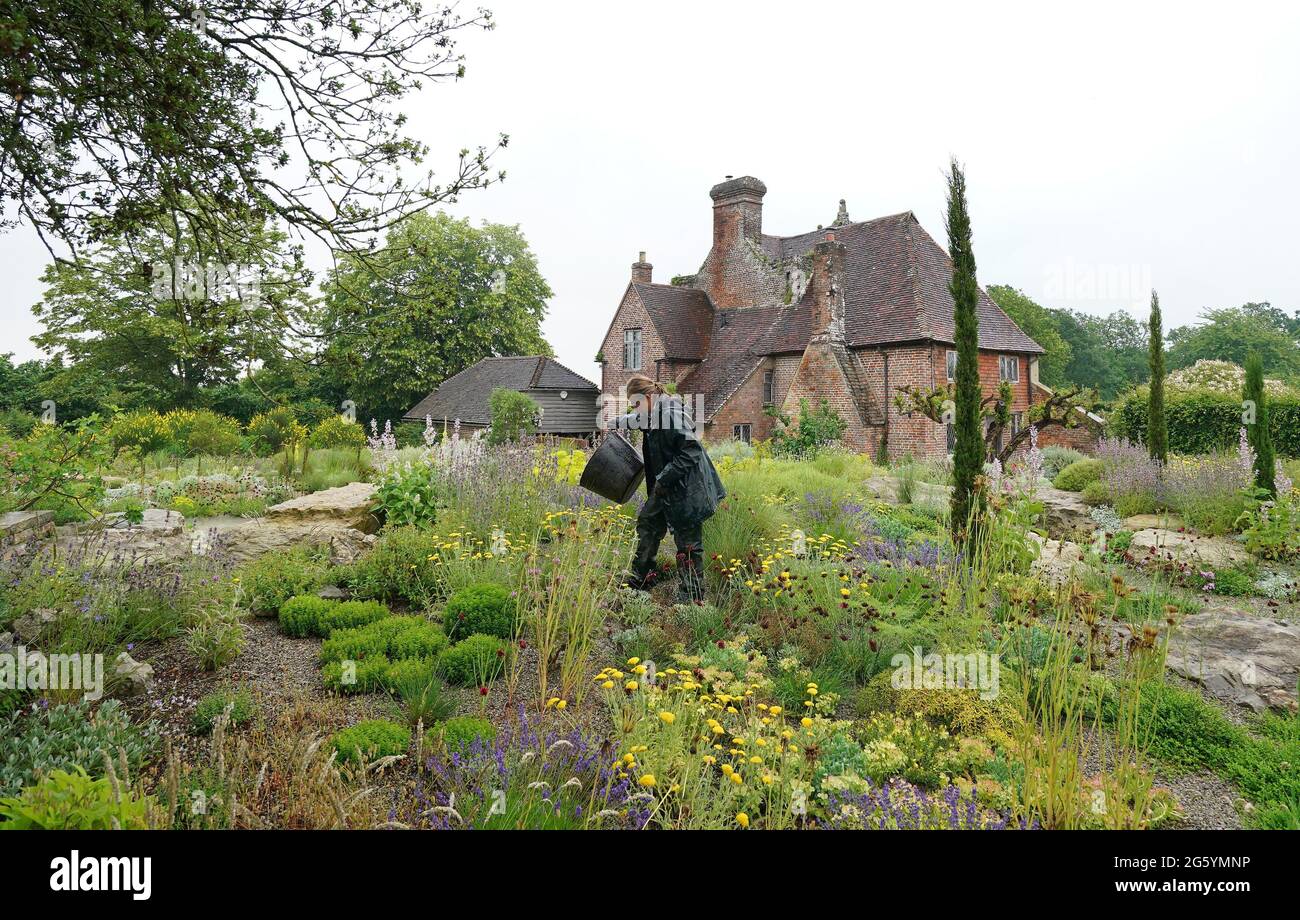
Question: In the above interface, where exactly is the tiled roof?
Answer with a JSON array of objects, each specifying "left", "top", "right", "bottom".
[
  {"left": 632, "top": 283, "right": 714, "bottom": 361},
  {"left": 403, "top": 356, "right": 597, "bottom": 424},
  {"left": 760, "top": 212, "right": 1044, "bottom": 353},
  {"left": 677, "top": 305, "right": 787, "bottom": 420}
]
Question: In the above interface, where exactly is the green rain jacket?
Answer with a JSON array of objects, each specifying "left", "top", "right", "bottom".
[{"left": 618, "top": 396, "right": 726, "bottom": 529}]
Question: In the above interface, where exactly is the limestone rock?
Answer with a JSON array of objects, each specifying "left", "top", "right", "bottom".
[
  {"left": 265, "top": 481, "right": 378, "bottom": 533},
  {"left": 13, "top": 608, "right": 57, "bottom": 642},
  {"left": 113, "top": 651, "right": 154, "bottom": 696},
  {"left": 1028, "top": 532, "right": 1089, "bottom": 586},
  {"left": 104, "top": 508, "right": 185, "bottom": 536},
  {"left": 1122, "top": 513, "right": 1186, "bottom": 532},
  {"left": 220, "top": 520, "right": 376, "bottom": 565},
  {"left": 1038, "top": 487, "right": 1095, "bottom": 540},
  {"left": 1129, "top": 528, "right": 1252, "bottom": 569},
  {"left": 1165, "top": 607, "right": 1300, "bottom": 712},
  {"left": 317, "top": 585, "right": 349, "bottom": 601}
]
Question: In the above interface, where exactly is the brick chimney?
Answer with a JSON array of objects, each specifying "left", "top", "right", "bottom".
[
  {"left": 631, "top": 251, "right": 652, "bottom": 284},
  {"left": 809, "top": 232, "right": 846, "bottom": 342},
  {"left": 709, "top": 176, "right": 766, "bottom": 250}
]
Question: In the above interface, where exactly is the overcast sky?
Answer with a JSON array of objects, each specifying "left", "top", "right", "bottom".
[{"left": 4, "top": 0, "right": 1299, "bottom": 387}]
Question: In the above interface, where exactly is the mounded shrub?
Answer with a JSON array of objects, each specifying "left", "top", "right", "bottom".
[
  {"left": 381, "top": 657, "right": 440, "bottom": 693},
  {"left": 443, "top": 583, "right": 516, "bottom": 642},
  {"left": 278, "top": 595, "right": 335, "bottom": 638},
  {"left": 437, "top": 716, "right": 497, "bottom": 752},
  {"left": 1052, "top": 458, "right": 1103, "bottom": 492},
  {"left": 239, "top": 546, "right": 334, "bottom": 614},
  {"left": 322, "top": 656, "right": 392, "bottom": 694},
  {"left": 330, "top": 720, "right": 411, "bottom": 764},
  {"left": 192, "top": 689, "right": 258, "bottom": 735},
  {"left": 321, "top": 600, "right": 390, "bottom": 634},
  {"left": 279, "top": 596, "right": 392, "bottom": 638},
  {"left": 436, "top": 634, "right": 508, "bottom": 686},
  {"left": 319, "top": 616, "right": 449, "bottom": 665},
  {"left": 1081, "top": 480, "right": 1109, "bottom": 505}
]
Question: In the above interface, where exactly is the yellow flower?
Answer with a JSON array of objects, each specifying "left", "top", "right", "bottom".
[
  {"left": 555, "top": 700, "right": 567, "bottom": 710},
  {"left": 625, "top": 681, "right": 638, "bottom": 692},
  {"left": 769, "top": 706, "right": 782, "bottom": 716},
  {"left": 601, "top": 680, "right": 615, "bottom": 689},
  {"left": 800, "top": 717, "right": 813, "bottom": 728},
  {"left": 639, "top": 774, "right": 656, "bottom": 788},
  {"left": 658, "top": 711, "right": 675, "bottom": 725},
  {"left": 736, "top": 812, "right": 750, "bottom": 829},
  {"left": 627, "top": 657, "right": 641, "bottom": 666}
]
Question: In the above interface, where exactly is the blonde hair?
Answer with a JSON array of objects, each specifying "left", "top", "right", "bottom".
[{"left": 625, "top": 374, "right": 664, "bottom": 397}]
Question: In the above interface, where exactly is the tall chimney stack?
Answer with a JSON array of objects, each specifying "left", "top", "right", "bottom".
[
  {"left": 709, "top": 176, "right": 767, "bottom": 251},
  {"left": 631, "top": 251, "right": 652, "bottom": 284},
  {"left": 809, "top": 232, "right": 846, "bottom": 341}
]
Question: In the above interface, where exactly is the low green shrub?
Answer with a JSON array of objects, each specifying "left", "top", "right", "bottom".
[
  {"left": 1081, "top": 480, "right": 1109, "bottom": 505},
  {"left": 437, "top": 716, "right": 497, "bottom": 752},
  {"left": 331, "top": 720, "right": 411, "bottom": 764},
  {"left": 347, "top": 526, "right": 443, "bottom": 607},
  {"left": 278, "top": 595, "right": 335, "bottom": 638},
  {"left": 1041, "top": 446, "right": 1086, "bottom": 480},
  {"left": 322, "top": 656, "right": 391, "bottom": 694},
  {"left": 1052, "top": 458, "right": 1103, "bottom": 492},
  {"left": 436, "top": 634, "right": 508, "bottom": 686},
  {"left": 444, "top": 583, "right": 516, "bottom": 642},
  {"left": 191, "top": 688, "right": 258, "bottom": 735},
  {"left": 0, "top": 768, "right": 155, "bottom": 829},
  {"left": 0, "top": 700, "right": 158, "bottom": 799},
  {"left": 321, "top": 600, "right": 390, "bottom": 633},
  {"left": 240, "top": 546, "right": 334, "bottom": 614},
  {"left": 319, "top": 616, "right": 449, "bottom": 664}
]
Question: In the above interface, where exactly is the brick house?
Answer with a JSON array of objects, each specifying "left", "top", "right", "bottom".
[{"left": 597, "top": 176, "right": 1063, "bottom": 461}]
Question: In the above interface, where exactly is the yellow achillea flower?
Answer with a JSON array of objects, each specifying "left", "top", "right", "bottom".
[
  {"left": 800, "top": 717, "right": 813, "bottom": 728},
  {"left": 639, "top": 774, "right": 656, "bottom": 788},
  {"left": 736, "top": 812, "right": 750, "bottom": 829},
  {"left": 659, "top": 711, "right": 675, "bottom": 725}
]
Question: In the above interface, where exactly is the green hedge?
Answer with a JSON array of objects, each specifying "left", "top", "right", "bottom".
[{"left": 1111, "top": 389, "right": 1299, "bottom": 457}]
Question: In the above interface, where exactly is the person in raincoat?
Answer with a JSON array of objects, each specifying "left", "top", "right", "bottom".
[{"left": 614, "top": 374, "right": 726, "bottom": 602}]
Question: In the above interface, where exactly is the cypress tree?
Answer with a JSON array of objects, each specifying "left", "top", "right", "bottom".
[
  {"left": 1147, "top": 290, "right": 1168, "bottom": 463},
  {"left": 1243, "top": 353, "right": 1276, "bottom": 496},
  {"left": 946, "top": 159, "right": 984, "bottom": 544}
]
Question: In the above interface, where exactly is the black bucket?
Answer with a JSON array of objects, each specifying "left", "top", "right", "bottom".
[{"left": 580, "top": 432, "right": 646, "bottom": 504}]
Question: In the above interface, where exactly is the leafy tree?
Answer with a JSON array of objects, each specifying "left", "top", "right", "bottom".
[
  {"left": 1243, "top": 354, "right": 1276, "bottom": 496},
  {"left": 945, "top": 159, "right": 983, "bottom": 543},
  {"left": 319, "top": 211, "right": 553, "bottom": 423},
  {"left": 1147, "top": 291, "right": 1167, "bottom": 462},
  {"left": 487, "top": 388, "right": 539, "bottom": 445},
  {"left": 0, "top": 0, "right": 504, "bottom": 253},
  {"left": 986, "top": 285, "right": 1072, "bottom": 386},
  {"left": 33, "top": 213, "right": 314, "bottom": 408},
  {"left": 1168, "top": 306, "right": 1300, "bottom": 380}
]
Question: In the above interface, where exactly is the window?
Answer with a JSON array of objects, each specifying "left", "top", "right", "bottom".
[
  {"left": 999, "top": 355, "right": 1019, "bottom": 382},
  {"left": 762, "top": 370, "right": 775, "bottom": 405},
  {"left": 623, "top": 328, "right": 642, "bottom": 370},
  {"left": 1012, "top": 412, "right": 1024, "bottom": 435},
  {"left": 946, "top": 350, "right": 957, "bottom": 381},
  {"left": 733, "top": 424, "right": 752, "bottom": 443}
]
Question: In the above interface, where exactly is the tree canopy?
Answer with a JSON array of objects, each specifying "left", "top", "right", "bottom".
[
  {"left": 0, "top": 0, "right": 505, "bottom": 256},
  {"left": 1168, "top": 304, "right": 1300, "bottom": 380},
  {"left": 318, "top": 211, "right": 553, "bottom": 423}
]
